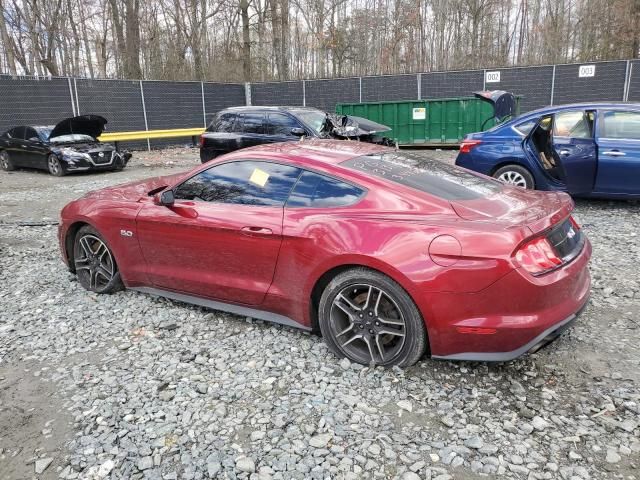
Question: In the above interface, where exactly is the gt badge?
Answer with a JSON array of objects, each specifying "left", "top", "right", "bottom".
[{"left": 120, "top": 229, "right": 133, "bottom": 237}]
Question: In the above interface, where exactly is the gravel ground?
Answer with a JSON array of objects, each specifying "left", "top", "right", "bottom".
[{"left": 0, "top": 147, "right": 639, "bottom": 480}]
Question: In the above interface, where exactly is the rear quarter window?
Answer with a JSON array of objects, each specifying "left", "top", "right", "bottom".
[
  {"left": 342, "top": 153, "right": 501, "bottom": 201},
  {"left": 211, "top": 113, "right": 238, "bottom": 133},
  {"left": 287, "top": 171, "right": 364, "bottom": 208}
]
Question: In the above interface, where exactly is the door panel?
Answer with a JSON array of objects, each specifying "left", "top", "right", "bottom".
[
  {"left": 552, "top": 137, "right": 596, "bottom": 194},
  {"left": 595, "top": 110, "right": 640, "bottom": 195},
  {"left": 551, "top": 110, "right": 597, "bottom": 195},
  {"left": 523, "top": 112, "right": 597, "bottom": 194},
  {"left": 135, "top": 159, "right": 302, "bottom": 305},
  {"left": 6, "top": 127, "right": 28, "bottom": 166},
  {"left": 136, "top": 202, "right": 285, "bottom": 305},
  {"left": 23, "top": 127, "right": 49, "bottom": 169}
]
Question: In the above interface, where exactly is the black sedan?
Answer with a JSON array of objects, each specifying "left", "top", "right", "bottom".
[
  {"left": 0, "top": 115, "right": 131, "bottom": 176},
  {"left": 200, "top": 106, "right": 392, "bottom": 163}
]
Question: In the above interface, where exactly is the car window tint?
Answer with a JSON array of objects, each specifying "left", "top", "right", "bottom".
[
  {"left": 342, "top": 152, "right": 501, "bottom": 201},
  {"left": 267, "top": 113, "right": 300, "bottom": 135},
  {"left": 601, "top": 111, "right": 640, "bottom": 140},
  {"left": 287, "top": 171, "right": 364, "bottom": 208},
  {"left": 24, "top": 127, "right": 39, "bottom": 141},
  {"left": 174, "top": 161, "right": 301, "bottom": 206},
  {"left": 212, "top": 113, "right": 238, "bottom": 133},
  {"left": 514, "top": 120, "right": 536, "bottom": 136},
  {"left": 239, "top": 113, "right": 265, "bottom": 134},
  {"left": 10, "top": 126, "right": 27, "bottom": 139},
  {"left": 553, "top": 111, "right": 592, "bottom": 138}
]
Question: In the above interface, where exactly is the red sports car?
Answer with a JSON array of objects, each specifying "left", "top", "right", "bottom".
[{"left": 58, "top": 140, "right": 591, "bottom": 367}]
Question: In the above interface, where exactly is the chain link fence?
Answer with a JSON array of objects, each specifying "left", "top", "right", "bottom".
[{"left": 0, "top": 59, "right": 635, "bottom": 150}]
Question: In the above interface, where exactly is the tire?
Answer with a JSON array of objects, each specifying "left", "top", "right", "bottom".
[
  {"left": 73, "top": 225, "right": 124, "bottom": 294},
  {"left": 318, "top": 268, "right": 427, "bottom": 367},
  {"left": 493, "top": 164, "right": 535, "bottom": 189},
  {"left": 0, "top": 150, "right": 15, "bottom": 171},
  {"left": 47, "top": 154, "right": 65, "bottom": 176}
]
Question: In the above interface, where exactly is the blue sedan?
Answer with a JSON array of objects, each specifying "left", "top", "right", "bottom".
[{"left": 455, "top": 103, "right": 640, "bottom": 198}]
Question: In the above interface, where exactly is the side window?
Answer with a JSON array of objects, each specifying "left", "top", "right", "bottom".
[
  {"left": 24, "top": 127, "right": 39, "bottom": 141},
  {"left": 553, "top": 111, "right": 592, "bottom": 138},
  {"left": 601, "top": 111, "right": 640, "bottom": 140},
  {"left": 513, "top": 120, "right": 536, "bottom": 136},
  {"left": 211, "top": 113, "right": 238, "bottom": 133},
  {"left": 174, "top": 161, "right": 301, "bottom": 206},
  {"left": 266, "top": 113, "right": 301, "bottom": 135},
  {"left": 10, "top": 126, "right": 27, "bottom": 139},
  {"left": 238, "top": 113, "right": 265, "bottom": 134},
  {"left": 287, "top": 171, "right": 364, "bottom": 208}
]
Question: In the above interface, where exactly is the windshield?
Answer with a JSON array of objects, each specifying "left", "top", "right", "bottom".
[
  {"left": 290, "top": 109, "right": 326, "bottom": 134},
  {"left": 342, "top": 152, "right": 502, "bottom": 200}
]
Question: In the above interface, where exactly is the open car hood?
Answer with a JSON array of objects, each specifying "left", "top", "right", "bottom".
[
  {"left": 49, "top": 115, "right": 108, "bottom": 140},
  {"left": 326, "top": 114, "right": 391, "bottom": 138}
]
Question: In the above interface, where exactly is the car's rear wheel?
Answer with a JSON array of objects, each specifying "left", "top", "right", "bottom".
[
  {"left": 319, "top": 268, "right": 427, "bottom": 367},
  {"left": 47, "top": 154, "right": 65, "bottom": 176},
  {"left": 0, "top": 151, "right": 15, "bottom": 171},
  {"left": 493, "top": 164, "right": 534, "bottom": 189},
  {"left": 73, "top": 225, "right": 123, "bottom": 294}
]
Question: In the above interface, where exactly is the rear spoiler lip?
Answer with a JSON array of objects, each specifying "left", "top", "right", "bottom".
[{"left": 449, "top": 192, "right": 574, "bottom": 235}]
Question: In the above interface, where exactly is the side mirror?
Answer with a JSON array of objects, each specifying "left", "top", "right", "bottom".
[
  {"left": 290, "top": 127, "right": 305, "bottom": 137},
  {"left": 154, "top": 190, "right": 175, "bottom": 206}
]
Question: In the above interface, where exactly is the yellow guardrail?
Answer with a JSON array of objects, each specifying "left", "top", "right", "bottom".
[{"left": 98, "top": 127, "right": 205, "bottom": 142}]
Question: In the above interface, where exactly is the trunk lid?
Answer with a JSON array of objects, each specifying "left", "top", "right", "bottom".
[{"left": 450, "top": 187, "right": 574, "bottom": 234}]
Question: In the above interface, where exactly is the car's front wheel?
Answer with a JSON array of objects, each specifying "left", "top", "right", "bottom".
[
  {"left": 0, "top": 150, "right": 15, "bottom": 171},
  {"left": 73, "top": 225, "right": 124, "bottom": 294},
  {"left": 319, "top": 268, "right": 427, "bottom": 367},
  {"left": 493, "top": 164, "right": 535, "bottom": 189},
  {"left": 47, "top": 154, "right": 65, "bottom": 176}
]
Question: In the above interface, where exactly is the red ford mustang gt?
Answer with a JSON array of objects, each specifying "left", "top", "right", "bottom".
[{"left": 58, "top": 140, "right": 591, "bottom": 366}]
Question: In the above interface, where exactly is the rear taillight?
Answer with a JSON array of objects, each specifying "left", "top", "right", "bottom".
[
  {"left": 459, "top": 139, "right": 482, "bottom": 154},
  {"left": 199, "top": 134, "right": 205, "bottom": 148},
  {"left": 515, "top": 237, "right": 562, "bottom": 275}
]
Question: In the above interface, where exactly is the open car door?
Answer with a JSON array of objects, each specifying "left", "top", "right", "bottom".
[{"left": 522, "top": 111, "right": 597, "bottom": 195}]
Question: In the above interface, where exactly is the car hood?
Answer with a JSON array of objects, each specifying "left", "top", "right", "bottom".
[
  {"left": 325, "top": 114, "right": 391, "bottom": 138},
  {"left": 49, "top": 115, "right": 108, "bottom": 140},
  {"left": 83, "top": 173, "right": 186, "bottom": 202},
  {"left": 450, "top": 186, "right": 574, "bottom": 234}
]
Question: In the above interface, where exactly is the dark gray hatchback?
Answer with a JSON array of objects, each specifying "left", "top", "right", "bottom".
[{"left": 199, "top": 106, "right": 392, "bottom": 163}]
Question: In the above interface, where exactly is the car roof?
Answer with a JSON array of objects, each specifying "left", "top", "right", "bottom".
[
  {"left": 220, "top": 106, "right": 322, "bottom": 113},
  {"left": 221, "top": 139, "right": 387, "bottom": 165},
  {"left": 515, "top": 102, "right": 640, "bottom": 121}
]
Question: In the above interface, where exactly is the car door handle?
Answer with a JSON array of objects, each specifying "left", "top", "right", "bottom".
[
  {"left": 602, "top": 150, "right": 626, "bottom": 156},
  {"left": 241, "top": 226, "right": 273, "bottom": 235},
  {"left": 558, "top": 149, "right": 571, "bottom": 156}
]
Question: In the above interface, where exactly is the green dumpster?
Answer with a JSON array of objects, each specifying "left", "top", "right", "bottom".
[{"left": 336, "top": 91, "right": 519, "bottom": 146}]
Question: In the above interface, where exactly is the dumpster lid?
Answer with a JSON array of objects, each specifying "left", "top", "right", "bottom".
[{"left": 474, "top": 90, "right": 516, "bottom": 120}]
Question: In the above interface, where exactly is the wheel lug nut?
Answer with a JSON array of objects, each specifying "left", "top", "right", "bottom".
[
  {"left": 368, "top": 312, "right": 373, "bottom": 316},
  {"left": 358, "top": 314, "right": 363, "bottom": 318},
  {"left": 375, "top": 322, "right": 380, "bottom": 326},
  {"left": 359, "top": 324, "right": 364, "bottom": 329},
  {"left": 369, "top": 329, "right": 374, "bottom": 334}
]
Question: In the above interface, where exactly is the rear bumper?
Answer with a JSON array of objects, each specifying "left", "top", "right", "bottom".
[
  {"left": 423, "top": 238, "right": 592, "bottom": 361},
  {"left": 432, "top": 300, "right": 586, "bottom": 361}
]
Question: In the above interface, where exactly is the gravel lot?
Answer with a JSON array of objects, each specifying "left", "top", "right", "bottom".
[{"left": 0, "top": 147, "right": 639, "bottom": 480}]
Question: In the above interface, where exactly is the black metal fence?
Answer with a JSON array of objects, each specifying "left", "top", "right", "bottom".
[{"left": 1, "top": 59, "right": 639, "bottom": 149}]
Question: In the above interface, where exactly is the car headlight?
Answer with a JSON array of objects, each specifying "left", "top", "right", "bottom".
[{"left": 60, "top": 148, "right": 90, "bottom": 161}]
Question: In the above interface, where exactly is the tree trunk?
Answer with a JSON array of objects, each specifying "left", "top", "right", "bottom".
[
  {"left": 124, "top": 0, "right": 142, "bottom": 78},
  {"left": 0, "top": 0, "right": 18, "bottom": 76}
]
